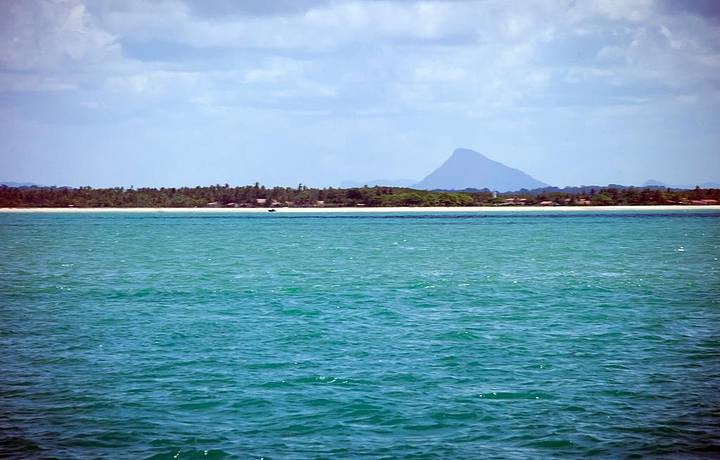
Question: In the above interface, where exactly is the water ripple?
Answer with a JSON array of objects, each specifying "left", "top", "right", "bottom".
[{"left": 1, "top": 211, "right": 719, "bottom": 458}]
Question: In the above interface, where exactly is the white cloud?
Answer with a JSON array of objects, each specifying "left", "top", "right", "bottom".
[
  {"left": 0, "top": 73, "right": 77, "bottom": 92},
  {"left": 0, "top": 0, "right": 119, "bottom": 71},
  {"left": 2, "top": 0, "right": 720, "bottom": 127},
  {"left": 106, "top": 70, "right": 200, "bottom": 95},
  {"left": 591, "top": 0, "right": 655, "bottom": 22},
  {"left": 242, "top": 59, "right": 307, "bottom": 84}
]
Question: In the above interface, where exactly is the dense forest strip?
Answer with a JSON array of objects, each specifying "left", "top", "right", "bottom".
[{"left": 1, "top": 184, "right": 718, "bottom": 208}]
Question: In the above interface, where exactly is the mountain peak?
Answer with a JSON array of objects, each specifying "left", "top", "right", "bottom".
[
  {"left": 414, "top": 148, "right": 548, "bottom": 192},
  {"left": 451, "top": 147, "right": 485, "bottom": 158},
  {"left": 448, "top": 148, "right": 492, "bottom": 163}
]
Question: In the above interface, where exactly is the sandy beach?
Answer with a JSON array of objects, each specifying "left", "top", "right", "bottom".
[{"left": 1, "top": 205, "right": 719, "bottom": 213}]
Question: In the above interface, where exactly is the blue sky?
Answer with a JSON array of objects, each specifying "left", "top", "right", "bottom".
[{"left": 1, "top": 0, "right": 719, "bottom": 188}]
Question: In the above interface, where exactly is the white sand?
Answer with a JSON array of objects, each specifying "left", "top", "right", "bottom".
[{"left": 1, "top": 206, "right": 719, "bottom": 213}]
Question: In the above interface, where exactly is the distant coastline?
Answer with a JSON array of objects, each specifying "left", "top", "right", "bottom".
[
  {"left": 2, "top": 205, "right": 720, "bottom": 213},
  {"left": 2, "top": 183, "right": 719, "bottom": 208}
]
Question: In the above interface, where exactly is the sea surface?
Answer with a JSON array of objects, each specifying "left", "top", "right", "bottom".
[{"left": 1, "top": 210, "right": 719, "bottom": 458}]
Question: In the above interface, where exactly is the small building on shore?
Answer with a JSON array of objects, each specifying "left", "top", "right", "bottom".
[{"left": 502, "top": 197, "right": 527, "bottom": 206}]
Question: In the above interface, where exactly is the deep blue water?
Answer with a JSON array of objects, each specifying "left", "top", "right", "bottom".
[{"left": 1, "top": 211, "right": 719, "bottom": 458}]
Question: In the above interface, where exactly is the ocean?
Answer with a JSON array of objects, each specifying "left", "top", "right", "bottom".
[{"left": 1, "top": 210, "right": 718, "bottom": 458}]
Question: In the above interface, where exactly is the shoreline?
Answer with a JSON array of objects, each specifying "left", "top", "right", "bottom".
[{"left": 1, "top": 205, "right": 719, "bottom": 213}]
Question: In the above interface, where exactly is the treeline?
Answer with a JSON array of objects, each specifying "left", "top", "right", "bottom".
[{"left": 0, "top": 183, "right": 718, "bottom": 208}]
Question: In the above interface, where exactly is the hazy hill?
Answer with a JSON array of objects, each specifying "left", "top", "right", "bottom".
[
  {"left": 643, "top": 179, "right": 720, "bottom": 189},
  {"left": 0, "top": 181, "right": 38, "bottom": 187},
  {"left": 340, "top": 179, "right": 416, "bottom": 188},
  {"left": 414, "top": 148, "right": 548, "bottom": 192},
  {"left": 643, "top": 179, "right": 668, "bottom": 187}
]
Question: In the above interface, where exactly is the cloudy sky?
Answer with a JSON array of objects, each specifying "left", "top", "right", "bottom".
[{"left": 1, "top": 0, "right": 719, "bottom": 187}]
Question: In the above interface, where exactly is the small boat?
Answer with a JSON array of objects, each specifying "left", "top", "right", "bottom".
[{"left": 268, "top": 208, "right": 277, "bottom": 213}]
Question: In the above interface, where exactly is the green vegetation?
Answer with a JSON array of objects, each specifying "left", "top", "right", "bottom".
[{"left": 0, "top": 184, "right": 718, "bottom": 208}]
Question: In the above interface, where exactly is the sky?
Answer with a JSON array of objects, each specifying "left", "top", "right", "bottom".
[{"left": 0, "top": 0, "right": 719, "bottom": 188}]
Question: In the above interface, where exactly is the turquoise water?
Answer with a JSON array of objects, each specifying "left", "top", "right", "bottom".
[{"left": 1, "top": 211, "right": 719, "bottom": 458}]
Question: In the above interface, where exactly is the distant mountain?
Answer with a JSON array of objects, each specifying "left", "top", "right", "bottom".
[
  {"left": 340, "top": 179, "right": 416, "bottom": 188},
  {"left": 643, "top": 179, "right": 668, "bottom": 187},
  {"left": 414, "top": 148, "right": 548, "bottom": 192},
  {"left": 642, "top": 180, "right": 720, "bottom": 189},
  {"left": 0, "top": 181, "right": 38, "bottom": 187}
]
